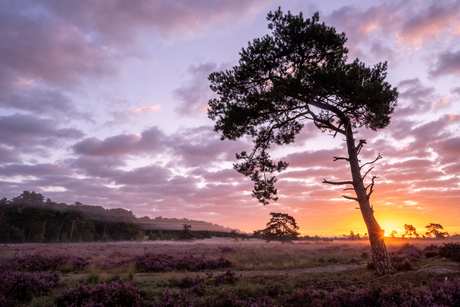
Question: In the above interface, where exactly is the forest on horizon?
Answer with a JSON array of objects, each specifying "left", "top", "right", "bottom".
[{"left": 0, "top": 191, "right": 242, "bottom": 244}]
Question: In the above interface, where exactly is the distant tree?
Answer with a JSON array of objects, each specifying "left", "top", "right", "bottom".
[
  {"left": 178, "top": 223, "right": 194, "bottom": 240},
  {"left": 425, "top": 223, "right": 448, "bottom": 239},
  {"left": 148, "top": 231, "right": 158, "bottom": 241},
  {"left": 262, "top": 212, "right": 300, "bottom": 243},
  {"left": 389, "top": 230, "right": 398, "bottom": 238},
  {"left": 252, "top": 230, "right": 263, "bottom": 239},
  {"left": 404, "top": 224, "right": 419, "bottom": 238},
  {"left": 349, "top": 231, "right": 356, "bottom": 240},
  {"left": 208, "top": 8, "right": 397, "bottom": 275},
  {"left": 230, "top": 229, "right": 238, "bottom": 241}
]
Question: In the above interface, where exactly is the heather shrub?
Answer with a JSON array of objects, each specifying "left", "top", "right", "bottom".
[
  {"left": 56, "top": 280, "right": 145, "bottom": 307},
  {"left": 423, "top": 244, "right": 439, "bottom": 258},
  {"left": 283, "top": 279, "right": 460, "bottom": 307},
  {"left": 210, "top": 293, "right": 268, "bottom": 307},
  {"left": 0, "top": 293, "right": 17, "bottom": 307},
  {"left": 169, "top": 275, "right": 204, "bottom": 289},
  {"left": 219, "top": 246, "right": 236, "bottom": 253},
  {"left": 397, "top": 243, "right": 422, "bottom": 259},
  {"left": 212, "top": 270, "right": 239, "bottom": 286},
  {"left": 134, "top": 253, "right": 231, "bottom": 272},
  {"left": 0, "top": 270, "right": 61, "bottom": 301},
  {"left": 439, "top": 242, "right": 460, "bottom": 262},
  {"left": 152, "top": 290, "right": 191, "bottom": 307},
  {"left": 0, "top": 254, "right": 89, "bottom": 272}
]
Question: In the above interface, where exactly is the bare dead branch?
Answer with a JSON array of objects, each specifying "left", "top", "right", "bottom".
[
  {"left": 360, "top": 154, "right": 382, "bottom": 170},
  {"left": 342, "top": 194, "right": 358, "bottom": 201},
  {"left": 366, "top": 175, "right": 378, "bottom": 200},
  {"left": 361, "top": 167, "right": 374, "bottom": 181},
  {"left": 343, "top": 187, "right": 355, "bottom": 191},
  {"left": 356, "top": 139, "right": 366, "bottom": 155},
  {"left": 323, "top": 179, "right": 354, "bottom": 185},
  {"left": 333, "top": 156, "right": 350, "bottom": 162}
]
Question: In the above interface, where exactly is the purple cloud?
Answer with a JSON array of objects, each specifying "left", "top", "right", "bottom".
[
  {"left": 429, "top": 50, "right": 460, "bottom": 77},
  {"left": 0, "top": 113, "right": 84, "bottom": 150}
]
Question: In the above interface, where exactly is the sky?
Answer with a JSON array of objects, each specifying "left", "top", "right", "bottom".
[{"left": 1, "top": 0, "right": 459, "bottom": 236}]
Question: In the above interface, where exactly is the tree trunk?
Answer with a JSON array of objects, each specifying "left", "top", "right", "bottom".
[
  {"left": 69, "top": 220, "right": 75, "bottom": 243},
  {"left": 345, "top": 125, "right": 395, "bottom": 275}
]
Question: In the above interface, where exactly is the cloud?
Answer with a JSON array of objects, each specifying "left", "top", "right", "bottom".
[
  {"left": 429, "top": 50, "right": 460, "bottom": 77},
  {"left": 40, "top": 0, "right": 272, "bottom": 43},
  {"left": 0, "top": 163, "right": 69, "bottom": 178},
  {"left": 173, "top": 62, "right": 225, "bottom": 116},
  {"left": 0, "top": 146, "right": 20, "bottom": 164},
  {"left": 396, "top": 2, "right": 460, "bottom": 48},
  {"left": 322, "top": 1, "right": 460, "bottom": 62},
  {"left": 0, "top": 2, "right": 121, "bottom": 90},
  {"left": 0, "top": 88, "right": 86, "bottom": 119},
  {"left": 73, "top": 126, "right": 165, "bottom": 156},
  {"left": 0, "top": 113, "right": 84, "bottom": 151},
  {"left": 131, "top": 104, "right": 161, "bottom": 114}
]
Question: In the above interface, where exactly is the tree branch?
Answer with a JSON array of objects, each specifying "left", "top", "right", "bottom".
[
  {"left": 356, "top": 139, "right": 366, "bottom": 155},
  {"left": 323, "top": 179, "right": 354, "bottom": 185},
  {"left": 333, "top": 156, "right": 350, "bottom": 162},
  {"left": 366, "top": 175, "right": 378, "bottom": 200},
  {"left": 360, "top": 154, "right": 382, "bottom": 170},
  {"left": 342, "top": 194, "right": 358, "bottom": 201},
  {"left": 361, "top": 167, "right": 374, "bottom": 181}
]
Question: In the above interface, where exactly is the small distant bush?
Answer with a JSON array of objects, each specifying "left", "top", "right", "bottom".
[
  {"left": 133, "top": 253, "right": 231, "bottom": 272},
  {"left": 219, "top": 246, "right": 236, "bottom": 253},
  {"left": 424, "top": 244, "right": 439, "bottom": 258},
  {"left": 152, "top": 290, "right": 191, "bottom": 307},
  {"left": 212, "top": 270, "right": 239, "bottom": 286},
  {"left": 439, "top": 242, "right": 460, "bottom": 262},
  {"left": 56, "top": 280, "right": 145, "bottom": 307},
  {"left": 169, "top": 276, "right": 204, "bottom": 289},
  {"left": 209, "top": 293, "right": 266, "bottom": 307}
]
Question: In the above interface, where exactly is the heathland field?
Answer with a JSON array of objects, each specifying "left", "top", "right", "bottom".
[{"left": 1, "top": 238, "right": 460, "bottom": 306}]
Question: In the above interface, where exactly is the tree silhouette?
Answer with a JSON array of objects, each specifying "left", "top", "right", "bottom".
[
  {"left": 403, "top": 224, "right": 419, "bottom": 238},
  {"left": 179, "top": 223, "right": 194, "bottom": 240},
  {"left": 425, "top": 223, "right": 448, "bottom": 239},
  {"left": 389, "top": 230, "right": 397, "bottom": 238},
  {"left": 208, "top": 8, "right": 397, "bottom": 275},
  {"left": 262, "top": 212, "right": 300, "bottom": 243}
]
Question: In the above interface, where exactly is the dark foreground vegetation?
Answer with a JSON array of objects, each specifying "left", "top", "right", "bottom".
[{"left": 1, "top": 239, "right": 460, "bottom": 306}]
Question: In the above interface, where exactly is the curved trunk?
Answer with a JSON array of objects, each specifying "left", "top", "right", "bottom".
[{"left": 345, "top": 125, "right": 395, "bottom": 276}]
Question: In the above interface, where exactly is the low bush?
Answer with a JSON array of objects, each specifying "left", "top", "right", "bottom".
[
  {"left": 424, "top": 244, "right": 439, "bottom": 258},
  {"left": 169, "top": 275, "right": 204, "bottom": 289},
  {"left": 56, "top": 280, "right": 145, "bottom": 307},
  {"left": 0, "top": 254, "right": 89, "bottom": 272},
  {"left": 439, "top": 242, "right": 460, "bottom": 262},
  {"left": 283, "top": 279, "right": 460, "bottom": 307},
  {"left": 0, "top": 270, "right": 61, "bottom": 302},
  {"left": 133, "top": 253, "right": 232, "bottom": 272}
]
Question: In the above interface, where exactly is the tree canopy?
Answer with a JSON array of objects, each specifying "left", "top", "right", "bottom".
[
  {"left": 208, "top": 9, "right": 397, "bottom": 204},
  {"left": 425, "top": 223, "right": 448, "bottom": 238},
  {"left": 262, "top": 212, "right": 300, "bottom": 243}
]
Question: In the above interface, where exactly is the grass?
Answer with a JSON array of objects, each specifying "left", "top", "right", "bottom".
[{"left": 1, "top": 238, "right": 460, "bottom": 306}]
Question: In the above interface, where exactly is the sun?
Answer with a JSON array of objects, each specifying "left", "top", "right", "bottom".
[{"left": 384, "top": 234, "right": 389, "bottom": 237}]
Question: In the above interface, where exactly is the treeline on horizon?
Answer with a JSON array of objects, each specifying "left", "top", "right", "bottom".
[{"left": 0, "top": 191, "right": 240, "bottom": 244}]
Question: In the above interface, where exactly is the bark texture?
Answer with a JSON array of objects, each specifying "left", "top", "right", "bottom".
[{"left": 345, "top": 125, "right": 395, "bottom": 275}]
